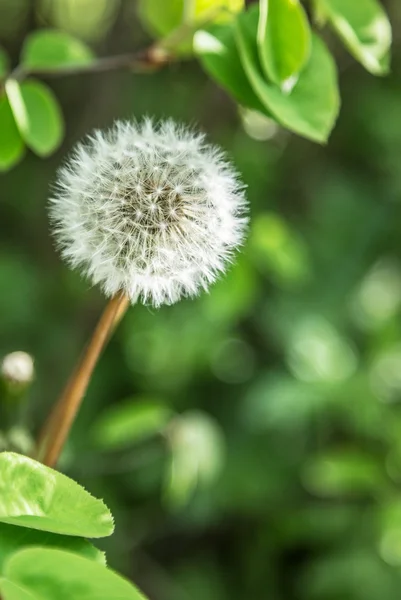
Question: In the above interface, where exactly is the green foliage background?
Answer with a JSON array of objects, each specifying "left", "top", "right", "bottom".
[{"left": 1, "top": 0, "right": 401, "bottom": 598}]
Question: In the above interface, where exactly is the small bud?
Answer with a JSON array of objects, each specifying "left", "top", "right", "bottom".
[{"left": 1, "top": 351, "right": 34, "bottom": 387}]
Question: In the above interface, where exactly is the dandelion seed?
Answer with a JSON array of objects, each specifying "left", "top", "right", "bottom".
[{"left": 50, "top": 119, "right": 247, "bottom": 307}]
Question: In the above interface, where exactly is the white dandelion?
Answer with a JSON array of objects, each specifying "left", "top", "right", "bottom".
[{"left": 50, "top": 119, "right": 247, "bottom": 307}]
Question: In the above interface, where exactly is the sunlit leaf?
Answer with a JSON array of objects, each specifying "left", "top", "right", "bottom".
[
  {"left": 257, "top": 0, "right": 311, "bottom": 88},
  {"left": 0, "top": 452, "right": 114, "bottom": 538},
  {"left": 318, "top": 0, "right": 392, "bottom": 75},
  {"left": 194, "top": 24, "right": 267, "bottom": 112},
  {"left": 164, "top": 411, "right": 225, "bottom": 507},
  {"left": 92, "top": 398, "right": 173, "bottom": 450},
  {"left": 138, "top": 0, "right": 244, "bottom": 54},
  {"left": 0, "top": 95, "right": 24, "bottom": 171},
  {"left": 235, "top": 6, "right": 340, "bottom": 143},
  {"left": 6, "top": 78, "right": 64, "bottom": 156},
  {"left": 0, "top": 547, "right": 148, "bottom": 600},
  {"left": 21, "top": 29, "right": 94, "bottom": 70},
  {"left": 0, "top": 522, "right": 105, "bottom": 574}
]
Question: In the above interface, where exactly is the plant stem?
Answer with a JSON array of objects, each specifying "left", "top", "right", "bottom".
[{"left": 37, "top": 292, "right": 130, "bottom": 468}]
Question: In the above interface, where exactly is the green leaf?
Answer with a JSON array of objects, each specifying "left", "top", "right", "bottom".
[
  {"left": 6, "top": 79, "right": 64, "bottom": 156},
  {"left": 21, "top": 29, "right": 94, "bottom": 70},
  {"left": 164, "top": 411, "right": 225, "bottom": 508},
  {"left": 138, "top": 0, "right": 244, "bottom": 54},
  {"left": 0, "top": 95, "right": 25, "bottom": 172},
  {"left": 235, "top": 6, "right": 340, "bottom": 143},
  {"left": 0, "top": 452, "right": 114, "bottom": 538},
  {"left": 0, "top": 522, "right": 105, "bottom": 574},
  {"left": 318, "top": 0, "right": 392, "bottom": 75},
  {"left": 194, "top": 24, "right": 267, "bottom": 114},
  {"left": 257, "top": 0, "right": 311, "bottom": 88},
  {"left": 0, "top": 547, "right": 148, "bottom": 600},
  {"left": 92, "top": 398, "right": 173, "bottom": 451},
  {"left": 0, "top": 47, "right": 10, "bottom": 79}
]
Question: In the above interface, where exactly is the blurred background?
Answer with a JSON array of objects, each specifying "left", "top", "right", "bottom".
[{"left": 2, "top": 0, "right": 401, "bottom": 598}]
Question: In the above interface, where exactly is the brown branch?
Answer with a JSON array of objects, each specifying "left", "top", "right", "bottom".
[{"left": 37, "top": 292, "right": 130, "bottom": 468}]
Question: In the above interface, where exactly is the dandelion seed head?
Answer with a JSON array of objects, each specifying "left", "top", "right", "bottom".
[{"left": 50, "top": 119, "right": 247, "bottom": 306}]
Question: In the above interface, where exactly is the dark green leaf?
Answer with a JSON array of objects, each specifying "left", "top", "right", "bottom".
[
  {"left": 0, "top": 547, "right": 148, "bottom": 600},
  {"left": 235, "top": 6, "right": 340, "bottom": 142},
  {"left": 6, "top": 79, "right": 64, "bottom": 156},
  {"left": 318, "top": 0, "right": 392, "bottom": 75},
  {"left": 0, "top": 95, "right": 24, "bottom": 171},
  {"left": 0, "top": 47, "right": 10, "bottom": 79},
  {"left": 21, "top": 29, "right": 94, "bottom": 70},
  {"left": 0, "top": 522, "right": 105, "bottom": 574},
  {"left": 194, "top": 24, "right": 267, "bottom": 113},
  {"left": 257, "top": 0, "right": 311, "bottom": 88},
  {"left": 0, "top": 452, "right": 114, "bottom": 538}
]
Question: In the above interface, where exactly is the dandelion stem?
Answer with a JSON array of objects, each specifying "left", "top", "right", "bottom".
[{"left": 37, "top": 291, "right": 129, "bottom": 468}]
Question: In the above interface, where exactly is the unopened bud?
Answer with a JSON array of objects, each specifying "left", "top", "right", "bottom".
[{"left": 1, "top": 351, "right": 34, "bottom": 386}]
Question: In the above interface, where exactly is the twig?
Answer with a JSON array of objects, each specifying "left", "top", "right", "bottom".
[{"left": 37, "top": 292, "right": 130, "bottom": 468}]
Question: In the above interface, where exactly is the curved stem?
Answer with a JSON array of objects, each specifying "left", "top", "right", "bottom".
[{"left": 37, "top": 292, "right": 129, "bottom": 468}]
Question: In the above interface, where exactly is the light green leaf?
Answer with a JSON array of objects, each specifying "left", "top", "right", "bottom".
[
  {"left": 92, "top": 398, "right": 173, "bottom": 450},
  {"left": 0, "top": 47, "right": 10, "bottom": 79},
  {"left": 0, "top": 547, "right": 148, "bottom": 600},
  {"left": 318, "top": 0, "right": 392, "bottom": 75},
  {"left": 235, "top": 6, "right": 340, "bottom": 143},
  {"left": 257, "top": 0, "right": 311, "bottom": 88},
  {"left": 194, "top": 24, "right": 267, "bottom": 113},
  {"left": 0, "top": 452, "right": 114, "bottom": 538},
  {"left": 21, "top": 29, "right": 94, "bottom": 70},
  {"left": 0, "top": 96, "right": 25, "bottom": 171},
  {"left": 0, "top": 522, "right": 105, "bottom": 574},
  {"left": 164, "top": 411, "right": 225, "bottom": 508},
  {"left": 6, "top": 79, "right": 64, "bottom": 156},
  {"left": 302, "top": 449, "right": 384, "bottom": 497},
  {"left": 138, "top": 0, "right": 244, "bottom": 54}
]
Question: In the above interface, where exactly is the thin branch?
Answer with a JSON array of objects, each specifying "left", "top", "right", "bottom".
[
  {"left": 37, "top": 292, "right": 130, "bottom": 468},
  {"left": 9, "top": 46, "right": 170, "bottom": 82}
]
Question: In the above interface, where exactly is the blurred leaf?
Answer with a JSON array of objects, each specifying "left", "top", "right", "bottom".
[
  {"left": 0, "top": 95, "right": 24, "bottom": 171},
  {"left": 138, "top": 0, "right": 244, "bottom": 37},
  {"left": 92, "top": 398, "right": 173, "bottom": 450},
  {"left": 0, "top": 452, "right": 114, "bottom": 538},
  {"left": 21, "top": 29, "right": 94, "bottom": 70},
  {"left": 250, "top": 212, "right": 311, "bottom": 287},
  {"left": 0, "top": 547, "right": 148, "bottom": 600},
  {"left": 0, "top": 46, "right": 9, "bottom": 78},
  {"left": 164, "top": 411, "right": 225, "bottom": 507},
  {"left": 318, "top": 0, "right": 392, "bottom": 75},
  {"left": 6, "top": 79, "right": 64, "bottom": 156},
  {"left": 0, "top": 522, "right": 105, "bottom": 573},
  {"left": 379, "top": 501, "right": 401, "bottom": 567},
  {"left": 302, "top": 449, "right": 385, "bottom": 497},
  {"left": 236, "top": 6, "right": 340, "bottom": 142},
  {"left": 194, "top": 24, "right": 267, "bottom": 112},
  {"left": 257, "top": 0, "right": 311, "bottom": 88}
]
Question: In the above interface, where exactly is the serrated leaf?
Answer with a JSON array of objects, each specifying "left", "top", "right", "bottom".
[
  {"left": 0, "top": 452, "right": 114, "bottom": 538},
  {"left": 257, "top": 0, "right": 311, "bottom": 88},
  {"left": 92, "top": 398, "right": 173, "bottom": 451},
  {"left": 318, "top": 0, "right": 392, "bottom": 75},
  {"left": 0, "top": 547, "right": 148, "bottom": 600},
  {"left": 0, "top": 95, "right": 25, "bottom": 171},
  {"left": 6, "top": 79, "right": 64, "bottom": 156},
  {"left": 21, "top": 29, "right": 94, "bottom": 70},
  {"left": 194, "top": 24, "right": 267, "bottom": 113},
  {"left": 235, "top": 6, "right": 340, "bottom": 143},
  {"left": 0, "top": 522, "right": 105, "bottom": 574},
  {"left": 0, "top": 47, "right": 10, "bottom": 79}
]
